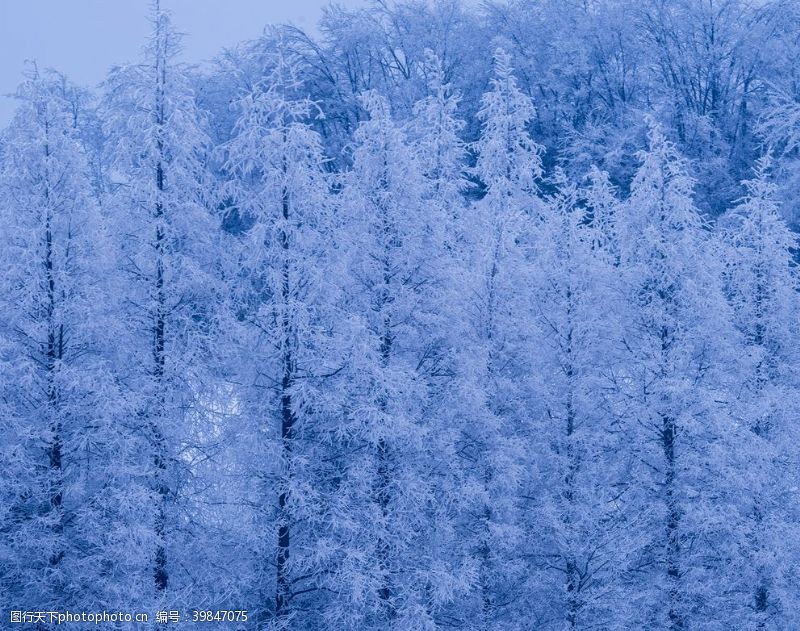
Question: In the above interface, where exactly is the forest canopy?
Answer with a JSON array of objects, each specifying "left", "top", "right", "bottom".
[{"left": 1, "top": 1, "right": 799, "bottom": 629}]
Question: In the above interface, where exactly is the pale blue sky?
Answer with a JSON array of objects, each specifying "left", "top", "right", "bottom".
[{"left": 0, "top": 0, "right": 364, "bottom": 125}]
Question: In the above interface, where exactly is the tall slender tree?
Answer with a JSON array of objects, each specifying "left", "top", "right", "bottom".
[
  {"left": 327, "top": 89, "right": 453, "bottom": 629},
  {"left": 101, "top": 0, "right": 217, "bottom": 601},
  {"left": 524, "top": 171, "right": 628, "bottom": 629},
  {"left": 720, "top": 154, "right": 800, "bottom": 628},
  {"left": 458, "top": 47, "right": 543, "bottom": 628},
  {"left": 0, "top": 67, "right": 114, "bottom": 613},
  {"left": 609, "top": 123, "right": 738, "bottom": 629},
  {"left": 224, "top": 52, "right": 340, "bottom": 626},
  {"left": 402, "top": 50, "right": 478, "bottom": 627}
]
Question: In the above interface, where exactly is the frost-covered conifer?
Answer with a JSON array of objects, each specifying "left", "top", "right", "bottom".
[
  {"left": 720, "top": 155, "right": 800, "bottom": 628},
  {"left": 2, "top": 4, "right": 800, "bottom": 628},
  {"left": 0, "top": 67, "right": 124, "bottom": 612},
  {"left": 327, "top": 90, "right": 460, "bottom": 629},
  {"left": 609, "top": 123, "right": 740, "bottom": 629},
  {"left": 522, "top": 170, "right": 627, "bottom": 629},
  {"left": 453, "top": 47, "right": 543, "bottom": 628},
  {"left": 224, "top": 52, "right": 342, "bottom": 627},
  {"left": 100, "top": 0, "right": 220, "bottom": 605}
]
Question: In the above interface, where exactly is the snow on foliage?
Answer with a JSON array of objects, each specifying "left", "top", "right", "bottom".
[{"left": 1, "top": 1, "right": 800, "bottom": 629}]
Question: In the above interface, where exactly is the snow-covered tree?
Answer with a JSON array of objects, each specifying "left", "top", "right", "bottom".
[
  {"left": 2, "top": 2, "right": 800, "bottom": 628},
  {"left": 472, "top": 48, "right": 542, "bottom": 204},
  {"left": 584, "top": 165, "right": 620, "bottom": 263},
  {"left": 0, "top": 67, "right": 124, "bottom": 613},
  {"left": 408, "top": 49, "right": 469, "bottom": 247},
  {"left": 224, "top": 53, "right": 343, "bottom": 627},
  {"left": 521, "top": 171, "right": 628, "bottom": 629},
  {"left": 100, "top": 0, "right": 220, "bottom": 604},
  {"left": 720, "top": 154, "right": 800, "bottom": 628},
  {"left": 608, "top": 123, "right": 740, "bottom": 629},
  {"left": 451, "top": 47, "right": 544, "bottom": 628},
  {"left": 324, "top": 89, "right": 467, "bottom": 629}
]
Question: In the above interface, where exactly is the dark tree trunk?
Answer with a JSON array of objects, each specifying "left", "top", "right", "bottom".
[
  {"left": 275, "top": 161, "right": 296, "bottom": 620},
  {"left": 662, "top": 412, "right": 682, "bottom": 631},
  {"left": 151, "top": 24, "right": 169, "bottom": 591},
  {"left": 478, "top": 229, "right": 502, "bottom": 626},
  {"left": 564, "top": 314, "right": 580, "bottom": 630},
  {"left": 43, "top": 141, "right": 65, "bottom": 568},
  {"left": 152, "top": 194, "right": 169, "bottom": 594},
  {"left": 376, "top": 304, "right": 395, "bottom": 617}
]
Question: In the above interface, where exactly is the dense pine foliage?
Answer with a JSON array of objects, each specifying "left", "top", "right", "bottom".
[{"left": 2, "top": 1, "right": 800, "bottom": 629}]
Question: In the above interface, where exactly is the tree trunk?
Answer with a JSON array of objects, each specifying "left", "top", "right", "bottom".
[
  {"left": 275, "top": 365, "right": 294, "bottom": 619},
  {"left": 478, "top": 227, "right": 502, "bottom": 626},
  {"left": 151, "top": 38, "right": 169, "bottom": 590},
  {"left": 374, "top": 174, "right": 396, "bottom": 618},
  {"left": 43, "top": 160, "right": 65, "bottom": 568},
  {"left": 275, "top": 168, "right": 296, "bottom": 621},
  {"left": 376, "top": 309, "right": 395, "bottom": 618},
  {"left": 563, "top": 314, "right": 580, "bottom": 630},
  {"left": 662, "top": 412, "right": 682, "bottom": 631},
  {"left": 152, "top": 212, "right": 169, "bottom": 593}
]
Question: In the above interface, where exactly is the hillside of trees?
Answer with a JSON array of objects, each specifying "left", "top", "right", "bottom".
[{"left": 1, "top": 1, "right": 799, "bottom": 629}]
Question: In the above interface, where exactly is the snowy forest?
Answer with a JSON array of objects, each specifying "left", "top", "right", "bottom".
[{"left": 2, "top": 0, "right": 800, "bottom": 629}]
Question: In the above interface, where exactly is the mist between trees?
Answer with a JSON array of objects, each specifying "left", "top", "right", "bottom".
[{"left": 1, "top": 1, "right": 799, "bottom": 629}]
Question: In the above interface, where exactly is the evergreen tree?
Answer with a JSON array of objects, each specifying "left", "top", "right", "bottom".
[
  {"left": 224, "top": 52, "right": 341, "bottom": 627},
  {"left": 100, "top": 0, "right": 219, "bottom": 604},
  {"left": 408, "top": 49, "right": 469, "bottom": 248},
  {"left": 720, "top": 154, "right": 800, "bottom": 628},
  {"left": 524, "top": 171, "right": 627, "bottom": 629},
  {"left": 0, "top": 67, "right": 122, "bottom": 614},
  {"left": 328, "top": 90, "right": 453, "bottom": 629},
  {"left": 456, "top": 47, "right": 543, "bottom": 628},
  {"left": 1, "top": 3, "right": 800, "bottom": 628},
  {"left": 609, "top": 123, "right": 739, "bottom": 629},
  {"left": 405, "top": 50, "right": 478, "bottom": 628}
]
